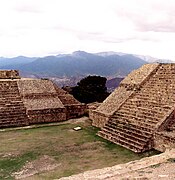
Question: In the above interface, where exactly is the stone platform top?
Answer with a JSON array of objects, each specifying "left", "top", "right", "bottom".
[
  {"left": 0, "top": 70, "right": 20, "bottom": 79},
  {"left": 121, "top": 63, "right": 159, "bottom": 86},
  {"left": 17, "top": 79, "right": 57, "bottom": 95}
]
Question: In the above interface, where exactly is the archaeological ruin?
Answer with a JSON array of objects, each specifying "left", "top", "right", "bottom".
[
  {"left": 0, "top": 70, "right": 86, "bottom": 128},
  {"left": 90, "top": 63, "right": 175, "bottom": 153}
]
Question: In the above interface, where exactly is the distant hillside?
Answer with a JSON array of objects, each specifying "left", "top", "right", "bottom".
[
  {"left": 0, "top": 51, "right": 146, "bottom": 77},
  {"left": 0, "top": 56, "right": 36, "bottom": 67},
  {"left": 106, "top": 77, "right": 124, "bottom": 92}
]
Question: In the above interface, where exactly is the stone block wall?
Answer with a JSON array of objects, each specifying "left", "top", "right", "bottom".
[
  {"left": 154, "top": 132, "right": 175, "bottom": 152},
  {"left": 87, "top": 102, "right": 101, "bottom": 115},
  {"left": 0, "top": 70, "right": 20, "bottom": 79},
  {"left": 91, "top": 111, "right": 110, "bottom": 128},
  {"left": 65, "top": 104, "right": 86, "bottom": 119},
  {"left": 27, "top": 108, "right": 66, "bottom": 124}
]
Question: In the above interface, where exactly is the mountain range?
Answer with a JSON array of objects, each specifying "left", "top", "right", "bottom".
[{"left": 0, "top": 51, "right": 168, "bottom": 78}]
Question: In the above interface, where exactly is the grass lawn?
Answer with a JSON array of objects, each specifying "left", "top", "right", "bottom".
[{"left": 0, "top": 118, "right": 160, "bottom": 179}]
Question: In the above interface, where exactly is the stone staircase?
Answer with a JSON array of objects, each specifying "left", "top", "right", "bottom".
[
  {"left": 0, "top": 81, "right": 28, "bottom": 128},
  {"left": 98, "top": 64, "right": 175, "bottom": 152}
]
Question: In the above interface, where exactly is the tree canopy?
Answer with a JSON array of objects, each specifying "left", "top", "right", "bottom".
[{"left": 71, "top": 75, "right": 109, "bottom": 103}]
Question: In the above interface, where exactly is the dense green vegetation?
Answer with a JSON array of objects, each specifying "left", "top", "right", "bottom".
[{"left": 71, "top": 75, "right": 109, "bottom": 103}]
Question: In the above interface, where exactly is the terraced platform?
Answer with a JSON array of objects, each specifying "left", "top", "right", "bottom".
[
  {"left": 91, "top": 64, "right": 175, "bottom": 152},
  {"left": 0, "top": 70, "right": 85, "bottom": 128}
]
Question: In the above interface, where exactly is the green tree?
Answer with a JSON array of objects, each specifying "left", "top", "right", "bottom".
[{"left": 72, "top": 76, "right": 109, "bottom": 103}]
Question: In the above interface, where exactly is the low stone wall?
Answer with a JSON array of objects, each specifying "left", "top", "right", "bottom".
[
  {"left": 27, "top": 108, "right": 66, "bottom": 124},
  {"left": 90, "top": 110, "right": 110, "bottom": 128},
  {"left": 154, "top": 131, "right": 175, "bottom": 152}
]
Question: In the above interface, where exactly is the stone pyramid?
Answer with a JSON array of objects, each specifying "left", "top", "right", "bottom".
[
  {"left": 90, "top": 64, "right": 175, "bottom": 152},
  {"left": 0, "top": 70, "right": 86, "bottom": 128}
]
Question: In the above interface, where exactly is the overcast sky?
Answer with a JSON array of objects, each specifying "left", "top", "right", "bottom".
[{"left": 0, "top": 0, "right": 175, "bottom": 59}]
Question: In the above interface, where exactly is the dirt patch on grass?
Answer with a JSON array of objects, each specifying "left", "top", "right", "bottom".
[
  {"left": 12, "top": 155, "right": 60, "bottom": 179},
  {"left": 0, "top": 152, "right": 20, "bottom": 158},
  {"left": 68, "top": 117, "right": 90, "bottom": 124},
  {"left": 56, "top": 141, "right": 103, "bottom": 154}
]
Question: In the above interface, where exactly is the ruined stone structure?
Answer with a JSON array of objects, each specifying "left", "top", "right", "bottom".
[
  {"left": 54, "top": 84, "right": 86, "bottom": 119},
  {"left": 90, "top": 64, "right": 175, "bottom": 153},
  {"left": 0, "top": 70, "right": 85, "bottom": 128}
]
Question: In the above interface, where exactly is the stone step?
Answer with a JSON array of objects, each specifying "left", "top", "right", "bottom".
[
  {"left": 133, "top": 93, "right": 173, "bottom": 102},
  {"left": 0, "top": 91, "right": 19, "bottom": 94},
  {"left": 106, "top": 122, "right": 150, "bottom": 141},
  {"left": 0, "top": 109, "right": 26, "bottom": 115},
  {"left": 0, "top": 105, "right": 25, "bottom": 109},
  {"left": 0, "top": 96, "right": 21, "bottom": 99},
  {"left": 121, "top": 104, "right": 165, "bottom": 116},
  {"left": 124, "top": 100, "right": 172, "bottom": 110},
  {"left": 0, "top": 114, "right": 27, "bottom": 120},
  {"left": 119, "top": 105, "right": 164, "bottom": 119},
  {"left": 0, "top": 116, "right": 27, "bottom": 122},
  {"left": 114, "top": 111, "right": 159, "bottom": 125},
  {"left": 116, "top": 108, "right": 161, "bottom": 121},
  {"left": 101, "top": 128, "right": 145, "bottom": 147},
  {"left": 104, "top": 125, "right": 149, "bottom": 144},
  {"left": 98, "top": 131, "right": 144, "bottom": 153},
  {"left": 108, "top": 119, "right": 152, "bottom": 138},
  {"left": 0, "top": 106, "right": 26, "bottom": 110},
  {"left": 112, "top": 113, "right": 156, "bottom": 129},
  {"left": 109, "top": 118, "right": 153, "bottom": 134}
]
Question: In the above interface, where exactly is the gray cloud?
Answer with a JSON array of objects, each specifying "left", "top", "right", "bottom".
[
  {"left": 113, "top": 1, "right": 175, "bottom": 33},
  {"left": 76, "top": 31, "right": 160, "bottom": 44},
  {"left": 14, "top": 4, "right": 42, "bottom": 13},
  {"left": 137, "top": 20, "right": 175, "bottom": 33}
]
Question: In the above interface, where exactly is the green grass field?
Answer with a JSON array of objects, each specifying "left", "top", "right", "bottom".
[{"left": 0, "top": 118, "right": 160, "bottom": 179}]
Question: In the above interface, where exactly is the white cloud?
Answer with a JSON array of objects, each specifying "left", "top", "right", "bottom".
[{"left": 0, "top": 0, "right": 175, "bottom": 59}]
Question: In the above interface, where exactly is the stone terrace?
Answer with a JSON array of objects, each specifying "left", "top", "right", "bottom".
[{"left": 17, "top": 79, "right": 67, "bottom": 124}]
